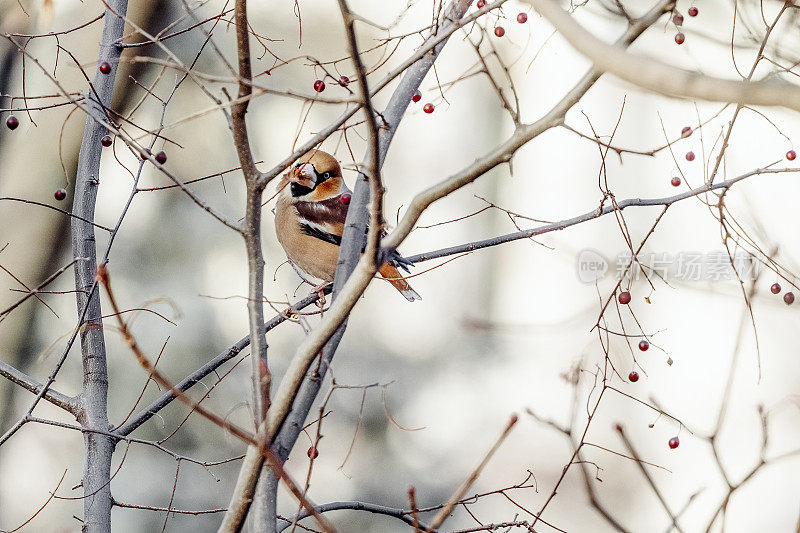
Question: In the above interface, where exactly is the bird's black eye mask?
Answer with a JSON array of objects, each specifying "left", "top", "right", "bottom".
[
  {"left": 290, "top": 164, "right": 334, "bottom": 197},
  {"left": 290, "top": 182, "right": 314, "bottom": 197}
]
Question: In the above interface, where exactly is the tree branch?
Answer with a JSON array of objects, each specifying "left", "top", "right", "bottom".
[
  {"left": 0, "top": 359, "right": 79, "bottom": 416},
  {"left": 427, "top": 415, "right": 517, "bottom": 531},
  {"left": 114, "top": 289, "right": 331, "bottom": 437},
  {"left": 112, "top": 159, "right": 783, "bottom": 450},
  {"left": 402, "top": 164, "right": 791, "bottom": 264},
  {"left": 70, "top": 0, "right": 130, "bottom": 531},
  {"left": 616, "top": 426, "right": 684, "bottom": 532},
  {"left": 227, "top": 0, "right": 276, "bottom": 528},
  {"left": 113, "top": 0, "right": 708, "bottom": 465},
  {"left": 383, "top": 0, "right": 674, "bottom": 251},
  {"left": 527, "top": 0, "right": 800, "bottom": 111},
  {"left": 276, "top": 501, "right": 433, "bottom": 532},
  {"left": 254, "top": 0, "right": 509, "bottom": 189},
  {"left": 223, "top": 2, "right": 476, "bottom": 529}
]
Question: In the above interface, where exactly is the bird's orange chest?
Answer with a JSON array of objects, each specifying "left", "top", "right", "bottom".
[{"left": 274, "top": 200, "right": 341, "bottom": 282}]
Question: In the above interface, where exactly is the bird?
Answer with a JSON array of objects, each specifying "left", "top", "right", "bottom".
[{"left": 274, "top": 149, "right": 422, "bottom": 302}]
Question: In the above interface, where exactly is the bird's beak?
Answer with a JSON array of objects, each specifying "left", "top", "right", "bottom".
[{"left": 289, "top": 162, "right": 317, "bottom": 189}]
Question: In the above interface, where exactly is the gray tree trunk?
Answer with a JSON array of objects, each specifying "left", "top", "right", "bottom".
[{"left": 71, "top": 2, "right": 129, "bottom": 531}]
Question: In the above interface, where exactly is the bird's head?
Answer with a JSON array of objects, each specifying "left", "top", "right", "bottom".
[{"left": 280, "top": 149, "right": 343, "bottom": 201}]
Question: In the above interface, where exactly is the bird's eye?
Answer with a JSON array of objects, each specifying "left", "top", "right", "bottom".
[{"left": 322, "top": 172, "right": 331, "bottom": 179}]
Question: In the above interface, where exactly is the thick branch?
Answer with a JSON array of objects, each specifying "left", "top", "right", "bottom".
[
  {"left": 230, "top": 0, "right": 260, "bottom": 183},
  {"left": 527, "top": 0, "right": 800, "bottom": 111},
  {"left": 337, "top": 0, "right": 383, "bottom": 265},
  {"left": 228, "top": 0, "right": 273, "bottom": 528},
  {"left": 70, "top": 1, "right": 130, "bottom": 531}
]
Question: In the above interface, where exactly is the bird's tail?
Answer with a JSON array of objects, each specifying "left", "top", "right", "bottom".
[{"left": 379, "top": 263, "right": 422, "bottom": 302}]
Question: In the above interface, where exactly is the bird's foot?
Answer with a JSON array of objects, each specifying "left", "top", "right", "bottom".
[{"left": 312, "top": 282, "right": 330, "bottom": 307}]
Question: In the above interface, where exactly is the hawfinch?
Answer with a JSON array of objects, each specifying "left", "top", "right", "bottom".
[{"left": 274, "top": 149, "right": 422, "bottom": 302}]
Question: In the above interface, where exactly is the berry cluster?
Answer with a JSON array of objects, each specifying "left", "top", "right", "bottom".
[
  {"left": 476, "top": 0, "right": 530, "bottom": 40},
  {"left": 311, "top": 75, "right": 352, "bottom": 93},
  {"left": 678, "top": 125, "right": 696, "bottom": 168},
  {"left": 769, "top": 283, "right": 795, "bottom": 305},
  {"left": 672, "top": 6, "right": 698, "bottom": 45}
]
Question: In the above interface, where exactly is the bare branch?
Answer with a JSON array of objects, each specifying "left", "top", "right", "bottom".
[
  {"left": 0, "top": 360, "right": 79, "bottom": 415},
  {"left": 427, "top": 415, "right": 518, "bottom": 531},
  {"left": 276, "top": 501, "right": 433, "bottom": 532},
  {"left": 527, "top": 0, "right": 800, "bottom": 111},
  {"left": 67, "top": 2, "right": 130, "bottom": 531},
  {"left": 384, "top": 0, "right": 673, "bottom": 250},
  {"left": 616, "top": 425, "right": 684, "bottom": 532},
  {"left": 403, "top": 165, "right": 792, "bottom": 265}
]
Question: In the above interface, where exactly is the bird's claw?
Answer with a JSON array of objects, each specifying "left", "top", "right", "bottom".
[{"left": 312, "top": 283, "right": 330, "bottom": 307}]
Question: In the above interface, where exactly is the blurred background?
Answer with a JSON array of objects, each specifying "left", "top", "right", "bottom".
[{"left": 1, "top": 0, "right": 799, "bottom": 531}]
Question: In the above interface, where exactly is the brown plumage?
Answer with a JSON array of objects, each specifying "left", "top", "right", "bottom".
[{"left": 274, "top": 149, "right": 421, "bottom": 302}]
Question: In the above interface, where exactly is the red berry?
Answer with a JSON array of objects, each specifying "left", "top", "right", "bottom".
[
  {"left": 685, "top": 151, "right": 695, "bottom": 161},
  {"left": 785, "top": 292, "right": 795, "bottom": 305},
  {"left": 339, "top": 193, "right": 351, "bottom": 205},
  {"left": 338, "top": 75, "right": 350, "bottom": 86},
  {"left": 638, "top": 340, "right": 649, "bottom": 351},
  {"left": 99, "top": 61, "right": 111, "bottom": 75},
  {"left": 628, "top": 371, "right": 639, "bottom": 382},
  {"left": 668, "top": 436, "right": 680, "bottom": 449},
  {"left": 307, "top": 446, "right": 319, "bottom": 459},
  {"left": 688, "top": 6, "right": 698, "bottom": 16},
  {"left": 313, "top": 80, "right": 325, "bottom": 93},
  {"left": 6, "top": 115, "right": 19, "bottom": 130},
  {"left": 771, "top": 283, "right": 781, "bottom": 294},
  {"left": 671, "top": 176, "right": 681, "bottom": 187},
  {"left": 423, "top": 103, "right": 434, "bottom": 114},
  {"left": 477, "top": 0, "right": 486, "bottom": 7},
  {"left": 54, "top": 188, "right": 67, "bottom": 201},
  {"left": 155, "top": 151, "right": 167, "bottom": 164},
  {"left": 494, "top": 26, "right": 505, "bottom": 37},
  {"left": 412, "top": 90, "right": 422, "bottom": 103},
  {"left": 140, "top": 148, "right": 151, "bottom": 160},
  {"left": 681, "top": 126, "right": 692, "bottom": 138},
  {"left": 674, "top": 32, "right": 685, "bottom": 45},
  {"left": 101, "top": 135, "right": 112, "bottom": 147},
  {"left": 618, "top": 291, "right": 632, "bottom": 305},
  {"left": 517, "top": 12, "right": 528, "bottom": 23},
  {"left": 673, "top": 13, "right": 684, "bottom": 25},
  {"left": 786, "top": 150, "right": 796, "bottom": 161}
]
